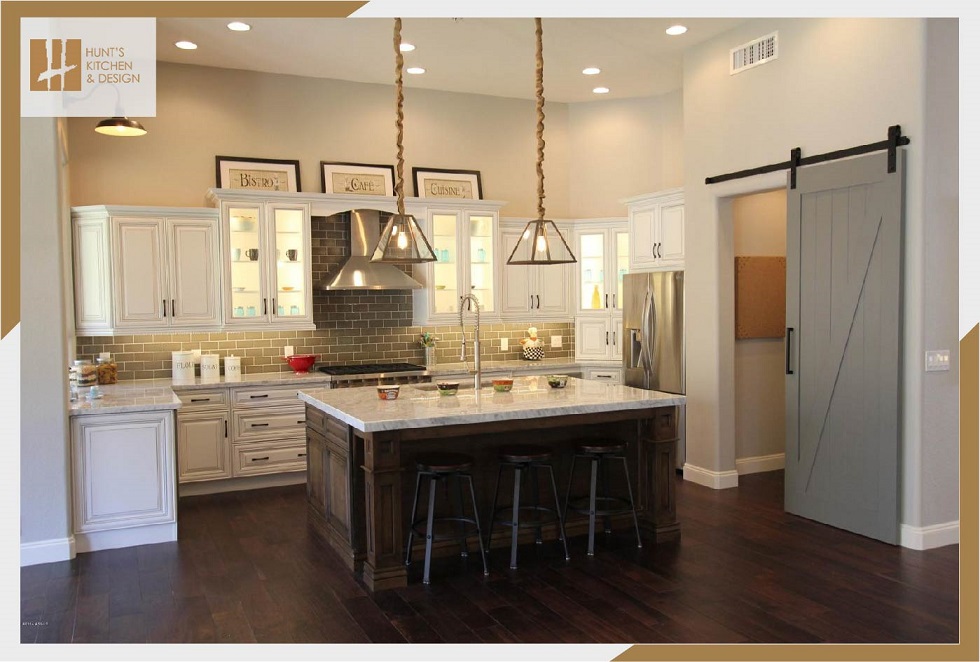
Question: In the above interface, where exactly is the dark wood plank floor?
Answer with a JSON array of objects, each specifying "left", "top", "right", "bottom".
[{"left": 21, "top": 471, "right": 959, "bottom": 644}]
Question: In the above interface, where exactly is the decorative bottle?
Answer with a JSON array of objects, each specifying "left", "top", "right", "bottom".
[{"left": 591, "top": 285, "right": 601, "bottom": 309}]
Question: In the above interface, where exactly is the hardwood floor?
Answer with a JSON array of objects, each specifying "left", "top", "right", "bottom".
[{"left": 20, "top": 471, "right": 959, "bottom": 644}]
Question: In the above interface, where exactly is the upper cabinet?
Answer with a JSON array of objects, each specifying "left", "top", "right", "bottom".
[
  {"left": 498, "top": 218, "right": 572, "bottom": 319},
  {"left": 624, "top": 188, "right": 685, "bottom": 271},
  {"left": 573, "top": 219, "right": 630, "bottom": 314},
  {"left": 72, "top": 206, "right": 222, "bottom": 335}
]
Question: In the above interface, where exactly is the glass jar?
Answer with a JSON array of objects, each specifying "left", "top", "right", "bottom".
[
  {"left": 74, "top": 359, "right": 98, "bottom": 387},
  {"left": 96, "top": 356, "right": 118, "bottom": 384}
]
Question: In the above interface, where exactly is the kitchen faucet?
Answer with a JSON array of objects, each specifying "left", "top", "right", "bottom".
[{"left": 458, "top": 294, "right": 482, "bottom": 390}]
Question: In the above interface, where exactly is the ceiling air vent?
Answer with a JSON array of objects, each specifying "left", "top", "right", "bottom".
[{"left": 730, "top": 31, "right": 778, "bottom": 75}]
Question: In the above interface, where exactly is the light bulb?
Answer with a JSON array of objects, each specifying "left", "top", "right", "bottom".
[
  {"left": 397, "top": 232, "right": 408, "bottom": 249},
  {"left": 536, "top": 236, "right": 547, "bottom": 253}
]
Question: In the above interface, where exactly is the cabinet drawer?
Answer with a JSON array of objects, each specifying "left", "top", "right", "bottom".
[
  {"left": 231, "top": 385, "right": 303, "bottom": 407},
  {"left": 234, "top": 441, "right": 308, "bottom": 477},
  {"left": 175, "top": 389, "right": 228, "bottom": 408},
  {"left": 586, "top": 367, "right": 623, "bottom": 384},
  {"left": 232, "top": 404, "right": 306, "bottom": 442}
]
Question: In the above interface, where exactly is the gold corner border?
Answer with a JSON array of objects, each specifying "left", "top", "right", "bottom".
[{"left": 0, "top": 0, "right": 367, "bottom": 338}]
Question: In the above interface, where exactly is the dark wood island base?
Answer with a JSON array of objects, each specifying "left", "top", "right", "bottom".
[{"left": 305, "top": 403, "right": 680, "bottom": 591}]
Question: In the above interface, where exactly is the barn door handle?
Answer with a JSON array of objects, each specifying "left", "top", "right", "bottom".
[{"left": 786, "top": 327, "right": 794, "bottom": 375}]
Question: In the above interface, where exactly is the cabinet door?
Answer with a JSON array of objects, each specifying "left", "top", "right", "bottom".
[
  {"left": 535, "top": 263, "right": 570, "bottom": 315},
  {"left": 428, "top": 211, "right": 462, "bottom": 317},
  {"left": 467, "top": 212, "right": 495, "bottom": 312},
  {"left": 658, "top": 200, "right": 685, "bottom": 266},
  {"left": 268, "top": 204, "right": 313, "bottom": 324},
  {"left": 168, "top": 218, "right": 221, "bottom": 327},
  {"left": 224, "top": 204, "right": 267, "bottom": 325},
  {"left": 629, "top": 204, "right": 658, "bottom": 268},
  {"left": 578, "top": 231, "right": 607, "bottom": 313},
  {"left": 612, "top": 316, "right": 624, "bottom": 360},
  {"left": 72, "top": 217, "right": 113, "bottom": 333},
  {"left": 112, "top": 218, "right": 167, "bottom": 328},
  {"left": 576, "top": 317, "right": 612, "bottom": 360},
  {"left": 177, "top": 411, "right": 231, "bottom": 483},
  {"left": 499, "top": 229, "right": 531, "bottom": 315},
  {"left": 613, "top": 231, "right": 630, "bottom": 311},
  {"left": 72, "top": 411, "right": 175, "bottom": 533}
]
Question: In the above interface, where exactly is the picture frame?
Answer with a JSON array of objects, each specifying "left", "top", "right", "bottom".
[
  {"left": 412, "top": 167, "right": 483, "bottom": 200},
  {"left": 320, "top": 161, "right": 396, "bottom": 196},
  {"left": 215, "top": 155, "right": 301, "bottom": 192}
]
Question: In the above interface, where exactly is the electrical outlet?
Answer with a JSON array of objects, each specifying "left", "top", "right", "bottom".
[
  {"left": 500, "top": 338, "right": 509, "bottom": 351},
  {"left": 551, "top": 335, "right": 562, "bottom": 348},
  {"left": 925, "top": 349, "right": 950, "bottom": 372},
  {"left": 191, "top": 349, "right": 202, "bottom": 364},
  {"left": 284, "top": 345, "right": 294, "bottom": 357}
]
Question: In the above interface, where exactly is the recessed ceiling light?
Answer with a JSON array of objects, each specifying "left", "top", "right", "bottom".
[
  {"left": 400, "top": 42, "right": 416, "bottom": 52},
  {"left": 406, "top": 66, "right": 426, "bottom": 75},
  {"left": 227, "top": 21, "right": 251, "bottom": 32},
  {"left": 592, "top": 87, "right": 610, "bottom": 94},
  {"left": 666, "top": 25, "right": 688, "bottom": 36},
  {"left": 174, "top": 41, "right": 197, "bottom": 50},
  {"left": 582, "top": 67, "right": 601, "bottom": 75}
]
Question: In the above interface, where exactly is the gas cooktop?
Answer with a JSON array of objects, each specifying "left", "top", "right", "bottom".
[{"left": 317, "top": 363, "right": 427, "bottom": 376}]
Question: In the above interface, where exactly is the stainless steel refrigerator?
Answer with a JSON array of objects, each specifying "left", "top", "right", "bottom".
[{"left": 623, "top": 271, "right": 686, "bottom": 467}]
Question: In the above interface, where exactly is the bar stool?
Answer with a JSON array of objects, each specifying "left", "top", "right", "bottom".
[
  {"left": 405, "top": 452, "right": 488, "bottom": 584},
  {"left": 563, "top": 440, "right": 642, "bottom": 556},
  {"left": 486, "top": 444, "right": 570, "bottom": 570}
]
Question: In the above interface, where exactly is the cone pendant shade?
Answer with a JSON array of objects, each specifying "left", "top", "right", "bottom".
[
  {"left": 371, "top": 213, "right": 437, "bottom": 263},
  {"left": 507, "top": 219, "right": 576, "bottom": 265}
]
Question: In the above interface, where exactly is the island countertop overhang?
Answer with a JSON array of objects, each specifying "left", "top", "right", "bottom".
[{"left": 297, "top": 376, "right": 685, "bottom": 433}]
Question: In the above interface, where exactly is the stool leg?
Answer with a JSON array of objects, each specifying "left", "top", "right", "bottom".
[
  {"left": 422, "top": 475, "right": 438, "bottom": 585},
  {"left": 486, "top": 463, "right": 504, "bottom": 559},
  {"left": 530, "top": 464, "right": 543, "bottom": 544},
  {"left": 562, "top": 455, "right": 580, "bottom": 524},
  {"left": 546, "top": 463, "right": 571, "bottom": 561},
  {"left": 587, "top": 456, "right": 599, "bottom": 556},
  {"left": 405, "top": 471, "right": 424, "bottom": 567},
  {"left": 600, "top": 454, "right": 613, "bottom": 534},
  {"left": 619, "top": 456, "right": 643, "bottom": 549},
  {"left": 453, "top": 474, "right": 469, "bottom": 558},
  {"left": 510, "top": 465, "right": 523, "bottom": 570},
  {"left": 465, "top": 474, "right": 489, "bottom": 576}
]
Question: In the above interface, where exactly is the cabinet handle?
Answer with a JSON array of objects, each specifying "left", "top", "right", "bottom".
[
  {"left": 249, "top": 394, "right": 269, "bottom": 399},
  {"left": 606, "top": 331, "right": 609, "bottom": 345},
  {"left": 613, "top": 294, "right": 617, "bottom": 308},
  {"left": 171, "top": 299, "right": 175, "bottom": 317},
  {"left": 251, "top": 456, "right": 270, "bottom": 462},
  {"left": 652, "top": 244, "right": 657, "bottom": 259},
  {"left": 530, "top": 295, "right": 534, "bottom": 309},
  {"left": 605, "top": 293, "right": 609, "bottom": 308},
  {"left": 786, "top": 327, "right": 794, "bottom": 375},
  {"left": 162, "top": 299, "right": 167, "bottom": 317},
  {"left": 536, "top": 294, "right": 540, "bottom": 309},
  {"left": 224, "top": 420, "right": 228, "bottom": 438},
  {"left": 297, "top": 453, "right": 307, "bottom": 458},
  {"left": 272, "top": 298, "right": 276, "bottom": 315},
  {"left": 612, "top": 331, "right": 617, "bottom": 346},
  {"left": 263, "top": 298, "right": 268, "bottom": 315},
  {"left": 657, "top": 243, "right": 663, "bottom": 259},
  {"left": 190, "top": 398, "right": 209, "bottom": 402},
  {"left": 251, "top": 423, "right": 270, "bottom": 428},
  {"left": 296, "top": 420, "right": 305, "bottom": 425},
  {"left": 596, "top": 374, "right": 613, "bottom": 379}
]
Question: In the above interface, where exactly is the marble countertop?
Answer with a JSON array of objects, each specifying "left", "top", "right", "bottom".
[
  {"left": 69, "top": 383, "right": 182, "bottom": 417},
  {"left": 298, "top": 375, "right": 685, "bottom": 433}
]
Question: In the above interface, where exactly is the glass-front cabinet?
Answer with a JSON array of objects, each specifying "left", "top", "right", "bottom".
[
  {"left": 575, "top": 223, "right": 629, "bottom": 314},
  {"left": 413, "top": 201, "right": 504, "bottom": 324},
  {"left": 221, "top": 199, "right": 314, "bottom": 330}
]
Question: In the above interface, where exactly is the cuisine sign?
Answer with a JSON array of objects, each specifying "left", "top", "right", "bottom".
[{"left": 412, "top": 168, "right": 483, "bottom": 200}]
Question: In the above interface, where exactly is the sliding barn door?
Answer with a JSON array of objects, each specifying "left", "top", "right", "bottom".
[{"left": 785, "top": 151, "right": 904, "bottom": 544}]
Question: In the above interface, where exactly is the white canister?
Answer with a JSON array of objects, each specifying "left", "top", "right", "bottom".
[
  {"left": 224, "top": 355, "right": 242, "bottom": 381},
  {"left": 200, "top": 354, "right": 221, "bottom": 383},
  {"left": 172, "top": 351, "right": 196, "bottom": 382}
]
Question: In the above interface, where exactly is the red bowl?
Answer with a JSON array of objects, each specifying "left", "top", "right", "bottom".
[{"left": 284, "top": 354, "right": 316, "bottom": 373}]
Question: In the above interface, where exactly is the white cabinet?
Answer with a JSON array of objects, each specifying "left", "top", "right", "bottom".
[
  {"left": 177, "top": 409, "right": 231, "bottom": 483},
  {"left": 215, "top": 198, "right": 314, "bottom": 330},
  {"left": 72, "top": 207, "right": 222, "bottom": 334},
  {"left": 229, "top": 385, "right": 307, "bottom": 478},
  {"left": 575, "top": 316, "right": 623, "bottom": 361},
  {"left": 624, "top": 188, "right": 684, "bottom": 271},
  {"left": 71, "top": 410, "right": 176, "bottom": 552},
  {"left": 498, "top": 220, "right": 572, "bottom": 319},
  {"left": 585, "top": 366, "right": 623, "bottom": 384},
  {"left": 573, "top": 220, "right": 627, "bottom": 361}
]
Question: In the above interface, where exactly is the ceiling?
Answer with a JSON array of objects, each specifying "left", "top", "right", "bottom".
[{"left": 156, "top": 18, "right": 746, "bottom": 103}]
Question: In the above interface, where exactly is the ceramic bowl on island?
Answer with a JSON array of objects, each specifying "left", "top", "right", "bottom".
[
  {"left": 547, "top": 375, "right": 568, "bottom": 389},
  {"left": 437, "top": 381, "right": 459, "bottom": 396},
  {"left": 377, "top": 385, "right": 400, "bottom": 400},
  {"left": 491, "top": 378, "right": 514, "bottom": 393}
]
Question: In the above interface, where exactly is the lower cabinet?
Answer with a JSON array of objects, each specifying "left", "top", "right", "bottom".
[
  {"left": 177, "top": 410, "right": 231, "bottom": 482},
  {"left": 584, "top": 367, "right": 624, "bottom": 384},
  {"left": 71, "top": 410, "right": 177, "bottom": 552},
  {"left": 229, "top": 385, "right": 307, "bottom": 478}
]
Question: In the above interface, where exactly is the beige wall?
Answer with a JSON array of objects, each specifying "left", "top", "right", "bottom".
[
  {"left": 67, "top": 62, "right": 571, "bottom": 218},
  {"left": 733, "top": 189, "right": 786, "bottom": 463}
]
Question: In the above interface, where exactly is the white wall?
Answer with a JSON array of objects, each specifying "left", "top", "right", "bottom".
[
  {"left": 683, "top": 18, "right": 959, "bottom": 531},
  {"left": 20, "top": 118, "right": 72, "bottom": 560},
  {"left": 733, "top": 190, "right": 786, "bottom": 464}
]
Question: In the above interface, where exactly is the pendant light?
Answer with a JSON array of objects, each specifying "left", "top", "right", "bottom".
[
  {"left": 372, "top": 18, "right": 437, "bottom": 264},
  {"left": 507, "top": 18, "right": 576, "bottom": 266},
  {"left": 94, "top": 116, "right": 146, "bottom": 137}
]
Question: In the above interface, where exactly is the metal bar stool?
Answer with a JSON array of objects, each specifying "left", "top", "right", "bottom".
[
  {"left": 405, "top": 452, "right": 488, "bottom": 584},
  {"left": 486, "top": 444, "right": 570, "bottom": 570},
  {"left": 563, "top": 440, "right": 642, "bottom": 556}
]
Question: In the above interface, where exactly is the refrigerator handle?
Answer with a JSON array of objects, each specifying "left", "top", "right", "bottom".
[{"left": 640, "top": 291, "right": 655, "bottom": 375}]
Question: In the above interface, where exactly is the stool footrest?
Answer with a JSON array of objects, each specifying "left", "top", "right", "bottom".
[{"left": 566, "top": 494, "right": 636, "bottom": 517}]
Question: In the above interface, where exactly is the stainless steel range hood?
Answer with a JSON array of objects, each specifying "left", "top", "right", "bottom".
[{"left": 316, "top": 209, "right": 423, "bottom": 290}]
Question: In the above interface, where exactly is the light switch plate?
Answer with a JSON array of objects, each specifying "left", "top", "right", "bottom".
[
  {"left": 551, "top": 335, "right": 562, "bottom": 348},
  {"left": 500, "top": 338, "right": 509, "bottom": 351},
  {"left": 284, "top": 345, "right": 294, "bottom": 357},
  {"left": 925, "top": 349, "right": 950, "bottom": 372}
]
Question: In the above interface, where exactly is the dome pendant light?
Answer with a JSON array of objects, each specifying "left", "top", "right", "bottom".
[
  {"left": 94, "top": 116, "right": 147, "bottom": 137},
  {"left": 507, "top": 18, "right": 576, "bottom": 266},
  {"left": 372, "top": 18, "right": 437, "bottom": 264}
]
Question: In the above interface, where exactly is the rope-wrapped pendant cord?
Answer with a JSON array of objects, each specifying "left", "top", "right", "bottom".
[
  {"left": 535, "top": 17, "right": 546, "bottom": 222},
  {"left": 394, "top": 18, "right": 406, "bottom": 216}
]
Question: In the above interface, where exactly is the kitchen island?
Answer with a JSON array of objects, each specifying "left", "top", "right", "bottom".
[{"left": 298, "top": 376, "right": 685, "bottom": 591}]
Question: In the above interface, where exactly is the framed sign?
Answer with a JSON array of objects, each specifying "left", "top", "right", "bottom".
[
  {"left": 412, "top": 167, "right": 483, "bottom": 200},
  {"left": 320, "top": 161, "right": 395, "bottom": 196},
  {"left": 215, "top": 156, "right": 301, "bottom": 192}
]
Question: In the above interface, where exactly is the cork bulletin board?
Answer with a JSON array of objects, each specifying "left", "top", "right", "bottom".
[{"left": 735, "top": 256, "right": 786, "bottom": 339}]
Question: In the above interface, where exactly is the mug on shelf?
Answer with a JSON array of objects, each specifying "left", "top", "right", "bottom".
[
  {"left": 278, "top": 305, "right": 285, "bottom": 315},
  {"left": 290, "top": 305, "right": 300, "bottom": 315},
  {"left": 246, "top": 248, "right": 259, "bottom": 261},
  {"left": 234, "top": 306, "right": 244, "bottom": 317},
  {"left": 232, "top": 248, "right": 241, "bottom": 261},
  {"left": 287, "top": 249, "right": 298, "bottom": 261},
  {"left": 246, "top": 305, "right": 257, "bottom": 316}
]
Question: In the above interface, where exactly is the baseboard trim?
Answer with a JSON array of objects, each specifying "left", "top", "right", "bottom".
[
  {"left": 75, "top": 522, "right": 177, "bottom": 554},
  {"left": 20, "top": 536, "right": 75, "bottom": 566},
  {"left": 179, "top": 472, "right": 306, "bottom": 497},
  {"left": 682, "top": 463, "right": 739, "bottom": 489},
  {"left": 735, "top": 452, "right": 785, "bottom": 475},
  {"left": 900, "top": 520, "right": 960, "bottom": 550}
]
